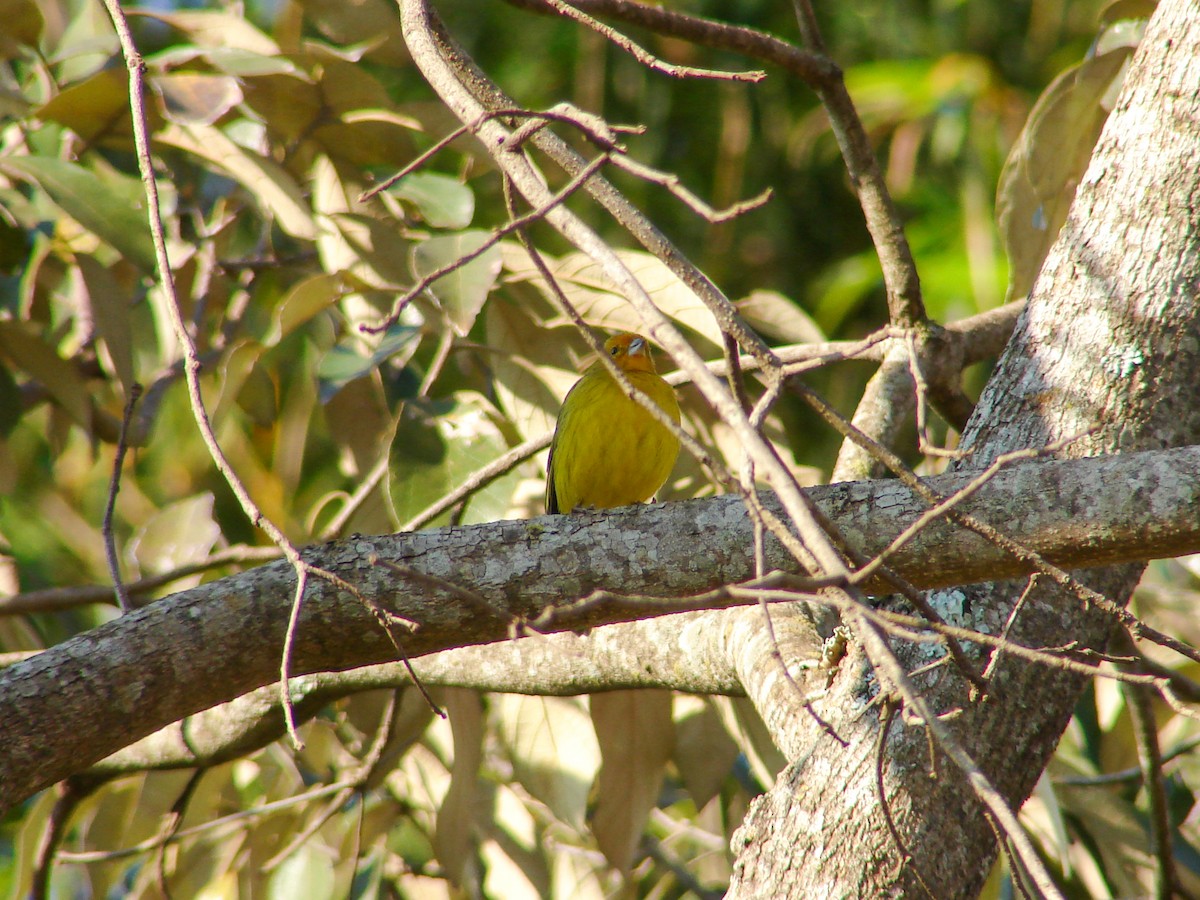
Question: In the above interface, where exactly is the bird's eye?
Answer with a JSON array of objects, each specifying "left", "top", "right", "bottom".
[{"left": 610, "top": 345, "right": 620, "bottom": 356}]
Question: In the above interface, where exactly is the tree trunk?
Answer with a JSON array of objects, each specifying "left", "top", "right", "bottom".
[{"left": 728, "top": 1, "right": 1200, "bottom": 895}]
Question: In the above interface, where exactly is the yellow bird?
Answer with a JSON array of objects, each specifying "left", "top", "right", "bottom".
[{"left": 546, "top": 333, "right": 681, "bottom": 515}]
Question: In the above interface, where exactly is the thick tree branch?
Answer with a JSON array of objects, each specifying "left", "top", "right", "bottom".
[{"left": 4, "top": 445, "right": 1200, "bottom": 812}]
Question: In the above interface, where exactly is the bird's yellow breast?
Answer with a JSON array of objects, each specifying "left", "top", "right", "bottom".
[{"left": 546, "top": 365, "right": 680, "bottom": 514}]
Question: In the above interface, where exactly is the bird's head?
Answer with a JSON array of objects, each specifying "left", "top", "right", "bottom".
[{"left": 604, "top": 332, "right": 658, "bottom": 374}]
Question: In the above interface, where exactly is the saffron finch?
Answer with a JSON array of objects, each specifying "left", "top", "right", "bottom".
[{"left": 546, "top": 332, "right": 681, "bottom": 514}]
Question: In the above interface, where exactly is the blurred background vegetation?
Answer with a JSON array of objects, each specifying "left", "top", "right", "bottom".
[{"left": 3, "top": 0, "right": 1198, "bottom": 897}]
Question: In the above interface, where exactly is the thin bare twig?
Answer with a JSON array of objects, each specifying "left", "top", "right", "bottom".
[
  {"left": 788, "top": 0, "right": 826, "bottom": 53},
  {"left": 0, "top": 545, "right": 284, "bottom": 615},
  {"left": 875, "top": 701, "right": 937, "bottom": 898},
  {"left": 981, "top": 577, "right": 1040, "bottom": 683},
  {"left": 853, "top": 613, "right": 1067, "bottom": 899},
  {"left": 279, "top": 567, "right": 310, "bottom": 744},
  {"left": 1119, "top": 635, "right": 1185, "bottom": 900},
  {"left": 364, "top": 151, "right": 612, "bottom": 334},
  {"left": 102, "top": 0, "right": 309, "bottom": 747},
  {"left": 903, "top": 330, "right": 962, "bottom": 459},
  {"left": 530, "top": 571, "right": 834, "bottom": 632},
  {"left": 1057, "top": 734, "right": 1200, "bottom": 786},
  {"left": 56, "top": 781, "right": 351, "bottom": 864},
  {"left": 360, "top": 104, "right": 631, "bottom": 202},
  {"left": 605, "top": 152, "right": 774, "bottom": 222},
  {"left": 101, "top": 0, "right": 453, "bottom": 749},
  {"left": 543, "top": 0, "right": 765, "bottom": 82},
  {"left": 403, "top": 432, "right": 550, "bottom": 531},
  {"left": 263, "top": 690, "right": 403, "bottom": 870},
  {"left": 374, "top": 557, "right": 505, "bottom": 623},
  {"left": 152, "top": 769, "right": 205, "bottom": 896},
  {"left": 801, "top": 496, "right": 990, "bottom": 697},
  {"left": 31, "top": 780, "right": 97, "bottom": 900},
  {"left": 505, "top": 0, "right": 835, "bottom": 86},
  {"left": 102, "top": 382, "right": 143, "bottom": 613},
  {"left": 792, "top": 0, "right": 923, "bottom": 325},
  {"left": 848, "top": 442, "right": 1079, "bottom": 588},
  {"left": 320, "top": 452, "right": 393, "bottom": 539}
]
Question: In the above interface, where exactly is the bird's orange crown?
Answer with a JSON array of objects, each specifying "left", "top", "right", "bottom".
[{"left": 603, "top": 332, "right": 657, "bottom": 374}]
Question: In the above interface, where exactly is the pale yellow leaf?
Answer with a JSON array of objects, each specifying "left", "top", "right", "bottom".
[
  {"left": 552, "top": 846, "right": 608, "bottom": 900},
  {"left": 502, "top": 242, "right": 725, "bottom": 351},
  {"left": 736, "top": 289, "right": 824, "bottom": 345},
  {"left": 127, "top": 494, "right": 221, "bottom": 577},
  {"left": 712, "top": 696, "right": 786, "bottom": 788},
  {"left": 996, "top": 46, "right": 1133, "bottom": 302},
  {"left": 152, "top": 72, "right": 243, "bottom": 126},
  {"left": 265, "top": 272, "right": 343, "bottom": 346},
  {"left": 494, "top": 694, "right": 599, "bottom": 830},
  {"left": 673, "top": 696, "right": 740, "bottom": 809},
  {"left": 433, "top": 689, "right": 485, "bottom": 889},
  {"left": 589, "top": 690, "right": 674, "bottom": 874},
  {"left": 132, "top": 9, "right": 281, "bottom": 55},
  {"left": 485, "top": 292, "right": 579, "bottom": 444},
  {"left": 312, "top": 155, "right": 410, "bottom": 288}
]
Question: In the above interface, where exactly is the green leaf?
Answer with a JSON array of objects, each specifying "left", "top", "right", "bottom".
[
  {"left": 317, "top": 324, "right": 417, "bottom": 402},
  {"left": 199, "top": 46, "right": 301, "bottom": 78},
  {"left": 295, "top": 0, "right": 408, "bottom": 66},
  {"left": 391, "top": 172, "right": 474, "bottom": 229},
  {"left": 235, "top": 362, "right": 278, "bottom": 427},
  {"left": 411, "top": 230, "right": 502, "bottom": 336},
  {"left": 265, "top": 273, "right": 343, "bottom": 346},
  {"left": 0, "top": 361, "right": 21, "bottom": 436},
  {"left": 213, "top": 339, "right": 265, "bottom": 424},
  {"left": 76, "top": 255, "right": 136, "bottom": 393},
  {"left": 268, "top": 846, "right": 335, "bottom": 900},
  {"left": 156, "top": 122, "right": 318, "bottom": 240},
  {"left": 0, "top": 156, "right": 157, "bottom": 269},
  {"left": 36, "top": 68, "right": 145, "bottom": 146},
  {"left": 387, "top": 391, "right": 521, "bottom": 527},
  {"left": 0, "top": 319, "right": 92, "bottom": 431},
  {"left": 0, "top": 0, "right": 44, "bottom": 58}
]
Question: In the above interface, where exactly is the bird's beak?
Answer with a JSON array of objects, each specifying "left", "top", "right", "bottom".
[{"left": 629, "top": 337, "right": 647, "bottom": 356}]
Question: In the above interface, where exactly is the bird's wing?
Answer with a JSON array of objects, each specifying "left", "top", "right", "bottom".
[{"left": 544, "top": 439, "right": 560, "bottom": 514}]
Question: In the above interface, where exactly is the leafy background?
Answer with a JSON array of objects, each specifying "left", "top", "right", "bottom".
[{"left": 1, "top": 0, "right": 1197, "bottom": 897}]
